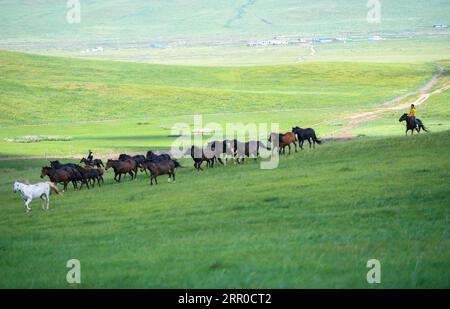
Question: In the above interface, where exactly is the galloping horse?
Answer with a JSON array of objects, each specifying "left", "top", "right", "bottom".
[
  {"left": 13, "top": 180, "right": 61, "bottom": 212},
  {"left": 292, "top": 126, "right": 322, "bottom": 149},
  {"left": 399, "top": 113, "right": 428, "bottom": 135},
  {"left": 40, "top": 167, "right": 72, "bottom": 191},
  {"left": 190, "top": 145, "right": 216, "bottom": 170},
  {"left": 269, "top": 132, "right": 297, "bottom": 154},
  {"left": 146, "top": 151, "right": 172, "bottom": 162},
  {"left": 105, "top": 159, "right": 137, "bottom": 182},
  {"left": 235, "top": 141, "right": 271, "bottom": 163},
  {"left": 80, "top": 157, "right": 104, "bottom": 168},
  {"left": 140, "top": 160, "right": 176, "bottom": 185}
]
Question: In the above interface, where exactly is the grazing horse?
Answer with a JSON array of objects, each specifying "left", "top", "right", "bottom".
[
  {"left": 13, "top": 180, "right": 61, "bottom": 212},
  {"left": 140, "top": 160, "right": 176, "bottom": 185},
  {"left": 40, "top": 167, "right": 72, "bottom": 191},
  {"left": 292, "top": 126, "right": 322, "bottom": 149},
  {"left": 399, "top": 113, "right": 428, "bottom": 135},
  {"left": 105, "top": 159, "right": 137, "bottom": 182},
  {"left": 80, "top": 157, "right": 104, "bottom": 168},
  {"left": 235, "top": 141, "right": 271, "bottom": 163},
  {"left": 269, "top": 132, "right": 297, "bottom": 154}
]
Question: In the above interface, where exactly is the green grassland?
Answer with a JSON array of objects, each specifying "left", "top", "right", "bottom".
[
  {"left": 0, "top": 130, "right": 449, "bottom": 288},
  {"left": 0, "top": 37, "right": 449, "bottom": 287},
  {"left": 1, "top": 50, "right": 447, "bottom": 157}
]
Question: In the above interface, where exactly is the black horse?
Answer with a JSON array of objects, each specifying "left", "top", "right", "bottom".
[
  {"left": 80, "top": 157, "right": 104, "bottom": 168},
  {"left": 399, "top": 113, "right": 428, "bottom": 135},
  {"left": 146, "top": 151, "right": 172, "bottom": 162},
  {"left": 49, "top": 161, "right": 90, "bottom": 189},
  {"left": 292, "top": 127, "right": 322, "bottom": 149}
]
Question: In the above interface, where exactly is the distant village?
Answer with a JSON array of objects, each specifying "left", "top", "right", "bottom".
[
  {"left": 79, "top": 24, "right": 448, "bottom": 54},
  {"left": 245, "top": 35, "right": 386, "bottom": 47}
]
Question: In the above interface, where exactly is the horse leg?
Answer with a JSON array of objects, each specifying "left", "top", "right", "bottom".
[
  {"left": 308, "top": 138, "right": 312, "bottom": 148},
  {"left": 118, "top": 173, "right": 122, "bottom": 182},
  {"left": 129, "top": 171, "right": 134, "bottom": 180},
  {"left": 288, "top": 144, "right": 291, "bottom": 155},
  {"left": 172, "top": 170, "right": 176, "bottom": 183},
  {"left": 168, "top": 173, "right": 171, "bottom": 183},
  {"left": 41, "top": 195, "right": 46, "bottom": 210},
  {"left": 25, "top": 198, "right": 32, "bottom": 212},
  {"left": 294, "top": 142, "right": 298, "bottom": 152}
]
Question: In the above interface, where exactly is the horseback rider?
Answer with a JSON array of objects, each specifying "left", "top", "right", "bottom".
[
  {"left": 409, "top": 104, "right": 417, "bottom": 128},
  {"left": 87, "top": 149, "right": 94, "bottom": 163}
]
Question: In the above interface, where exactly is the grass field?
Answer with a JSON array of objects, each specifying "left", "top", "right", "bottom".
[
  {"left": 1, "top": 50, "right": 447, "bottom": 158},
  {"left": 0, "top": 130, "right": 449, "bottom": 288}
]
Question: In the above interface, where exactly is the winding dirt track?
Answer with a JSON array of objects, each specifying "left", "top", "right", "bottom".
[{"left": 331, "top": 66, "right": 448, "bottom": 138}]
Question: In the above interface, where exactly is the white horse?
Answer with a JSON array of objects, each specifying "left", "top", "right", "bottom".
[{"left": 13, "top": 180, "right": 61, "bottom": 212}]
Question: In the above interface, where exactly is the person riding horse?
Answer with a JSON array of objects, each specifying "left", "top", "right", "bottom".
[
  {"left": 86, "top": 150, "right": 94, "bottom": 164},
  {"left": 409, "top": 104, "right": 417, "bottom": 129}
]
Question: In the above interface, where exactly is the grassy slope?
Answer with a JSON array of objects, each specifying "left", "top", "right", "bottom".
[
  {"left": 0, "top": 130, "right": 448, "bottom": 288},
  {"left": 0, "top": 50, "right": 442, "bottom": 157}
]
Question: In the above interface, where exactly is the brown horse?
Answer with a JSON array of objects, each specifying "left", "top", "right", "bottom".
[
  {"left": 140, "top": 160, "right": 176, "bottom": 185},
  {"left": 40, "top": 167, "right": 72, "bottom": 191},
  {"left": 269, "top": 132, "right": 297, "bottom": 154},
  {"left": 105, "top": 159, "right": 137, "bottom": 182}
]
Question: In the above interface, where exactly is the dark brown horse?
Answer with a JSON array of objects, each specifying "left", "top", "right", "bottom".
[
  {"left": 269, "top": 132, "right": 297, "bottom": 154},
  {"left": 140, "top": 160, "right": 176, "bottom": 185},
  {"left": 80, "top": 157, "right": 104, "bottom": 168},
  {"left": 190, "top": 145, "right": 216, "bottom": 170},
  {"left": 399, "top": 113, "right": 428, "bottom": 135},
  {"left": 40, "top": 167, "right": 72, "bottom": 191},
  {"left": 105, "top": 159, "right": 137, "bottom": 182},
  {"left": 83, "top": 167, "right": 104, "bottom": 187}
]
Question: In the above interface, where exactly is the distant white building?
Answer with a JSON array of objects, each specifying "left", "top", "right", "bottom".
[
  {"left": 433, "top": 24, "right": 449, "bottom": 28},
  {"left": 81, "top": 46, "right": 104, "bottom": 53},
  {"left": 370, "top": 35, "right": 384, "bottom": 41}
]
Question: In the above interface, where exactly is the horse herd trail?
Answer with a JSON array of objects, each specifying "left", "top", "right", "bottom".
[{"left": 331, "top": 66, "right": 448, "bottom": 138}]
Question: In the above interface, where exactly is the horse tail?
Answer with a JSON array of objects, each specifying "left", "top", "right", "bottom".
[
  {"left": 313, "top": 131, "right": 322, "bottom": 144},
  {"left": 173, "top": 160, "right": 183, "bottom": 168},
  {"left": 48, "top": 182, "right": 62, "bottom": 195},
  {"left": 421, "top": 124, "right": 428, "bottom": 132}
]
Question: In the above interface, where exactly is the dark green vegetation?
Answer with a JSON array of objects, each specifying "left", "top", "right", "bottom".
[{"left": 0, "top": 131, "right": 449, "bottom": 288}]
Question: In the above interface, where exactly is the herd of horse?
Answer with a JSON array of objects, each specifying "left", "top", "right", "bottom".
[
  {"left": 13, "top": 113, "right": 429, "bottom": 212},
  {"left": 13, "top": 127, "right": 321, "bottom": 211}
]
